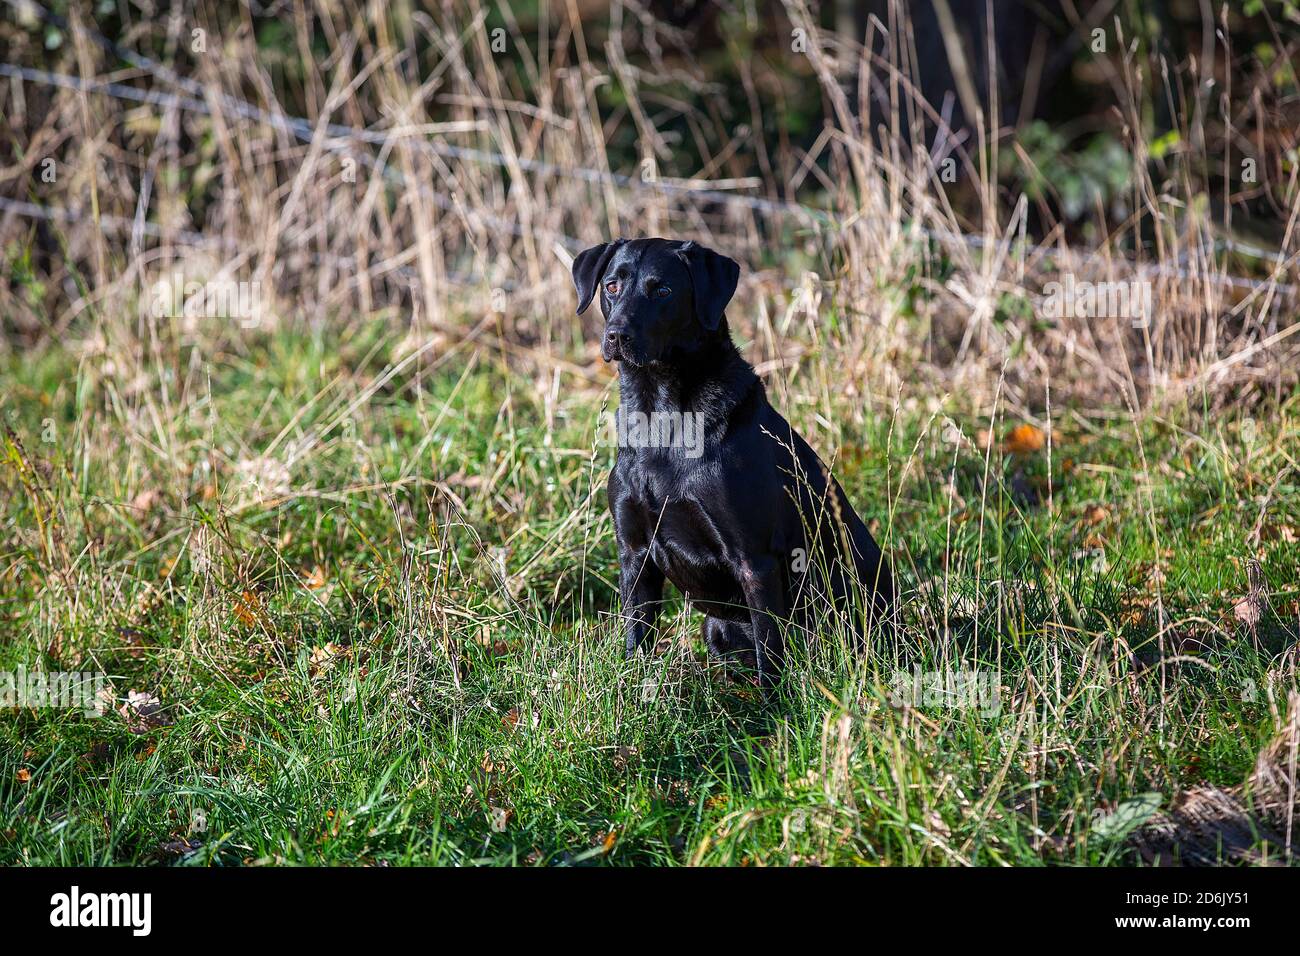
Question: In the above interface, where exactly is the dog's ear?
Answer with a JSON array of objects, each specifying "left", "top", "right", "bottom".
[
  {"left": 678, "top": 241, "right": 740, "bottom": 331},
  {"left": 571, "top": 240, "right": 623, "bottom": 315}
]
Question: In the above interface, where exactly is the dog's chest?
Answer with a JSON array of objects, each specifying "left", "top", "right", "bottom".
[{"left": 623, "top": 476, "right": 742, "bottom": 610}]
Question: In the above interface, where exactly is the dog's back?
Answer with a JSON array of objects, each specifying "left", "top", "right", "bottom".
[{"left": 763, "top": 401, "right": 895, "bottom": 640}]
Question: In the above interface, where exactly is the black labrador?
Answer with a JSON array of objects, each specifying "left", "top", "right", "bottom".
[{"left": 573, "top": 237, "right": 894, "bottom": 689}]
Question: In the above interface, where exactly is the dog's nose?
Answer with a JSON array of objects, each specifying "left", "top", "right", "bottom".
[{"left": 605, "top": 327, "right": 629, "bottom": 348}]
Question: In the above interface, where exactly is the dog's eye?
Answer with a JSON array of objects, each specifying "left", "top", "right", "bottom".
[
  {"left": 654, "top": 286, "right": 672, "bottom": 298},
  {"left": 605, "top": 280, "right": 620, "bottom": 295}
]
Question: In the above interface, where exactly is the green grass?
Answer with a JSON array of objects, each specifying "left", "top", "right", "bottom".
[{"left": 1, "top": 322, "right": 1298, "bottom": 865}]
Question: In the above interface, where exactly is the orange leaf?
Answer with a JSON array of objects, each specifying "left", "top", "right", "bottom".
[
  {"left": 1082, "top": 505, "right": 1109, "bottom": 526},
  {"left": 303, "top": 565, "right": 327, "bottom": 589},
  {"left": 233, "top": 590, "right": 262, "bottom": 627},
  {"left": 16, "top": 769, "right": 31, "bottom": 784},
  {"left": 1003, "top": 424, "right": 1046, "bottom": 455},
  {"left": 308, "top": 642, "right": 349, "bottom": 678}
]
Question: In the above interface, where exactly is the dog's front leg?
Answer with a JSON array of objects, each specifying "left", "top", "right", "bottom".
[
  {"left": 618, "top": 549, "right": 665, "bottom": 658},
  {"left": 739, "top": 557, "right": 787, "bottom": 691}
]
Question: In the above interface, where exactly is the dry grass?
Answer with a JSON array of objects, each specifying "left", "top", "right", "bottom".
[{"left": 2, "top": 0, "right": 1296, "bottom": 407}]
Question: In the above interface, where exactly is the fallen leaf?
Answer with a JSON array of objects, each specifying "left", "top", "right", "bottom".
[
  {"left": 1003, "top": 423, "right": 1046, "bottom": 455},
  {"left": 1233, "top": 560, "right": 1267, "bottom": 629},
  {"left": 1233, "top": 594, "right": 1263, "bottom": 628},
  {"left": 488, "top": 806, "right": 513, "bottom": 832},
  {"left": 1120, "top": 590, "right": 1154, "bottom": 627},
  {"left": 233, "top": 590, "right": 263, "bottom": 628},
  {"left": 129, "top": 489, "right": 161, "bottom": 517},
  {"left": 157, "top": 838, "right": 202, "bottom": 858},
  {"left": 308, "top": 642, "right": 349, "bottom": 678},
  {"left": 16, "top": 769, "right": 31, "bottom": 784},
  {"left": 601, "top": 829, "right": 618, "bottom": 853},
  {"left": 303, "top": 565, "right": 328, "bottom": 589},
  {"left": 1262, "top": 523, "right": 1298, "bottom": 544},
  {"left": 1082, "top": 505, "right": 1110, "bottom": 526},
  {"left": 119, "top": 690, "right": 169, "bottom": 733},
  {"left": 117, "top": 627, "right": 149, "bottom": 659}
]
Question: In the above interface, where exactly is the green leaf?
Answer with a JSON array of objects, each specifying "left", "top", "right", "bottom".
[
  {"left": 1149, "top": 130, "right": 1180, "bottom": 161},
  {"left": 1091, "top": 792, "right": 1163, "bottom": 842}
]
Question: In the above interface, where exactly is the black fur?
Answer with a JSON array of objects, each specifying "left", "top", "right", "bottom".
[{"left": 574, "top": 237, "right": 894, "bottom": 690}]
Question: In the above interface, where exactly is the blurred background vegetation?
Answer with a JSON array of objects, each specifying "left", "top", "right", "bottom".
[
  {"left": 2, "top": 0, "right": 1298, "bottom": 399},
  {"left": 5, "top": 0, "right": 1297, "bottom": 244}
]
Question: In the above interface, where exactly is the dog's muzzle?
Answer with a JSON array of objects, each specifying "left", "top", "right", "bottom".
[{"left": 602, "top": 325, "right": 631, "bottom": 363}]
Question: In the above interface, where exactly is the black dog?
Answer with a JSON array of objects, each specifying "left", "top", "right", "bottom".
[{"left": 573, "top": 237, "right": 894, "bottom": 689}]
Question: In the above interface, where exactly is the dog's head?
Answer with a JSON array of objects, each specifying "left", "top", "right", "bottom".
[{"left": 571, "top": 238, "right": 740, "bottom": 367}]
